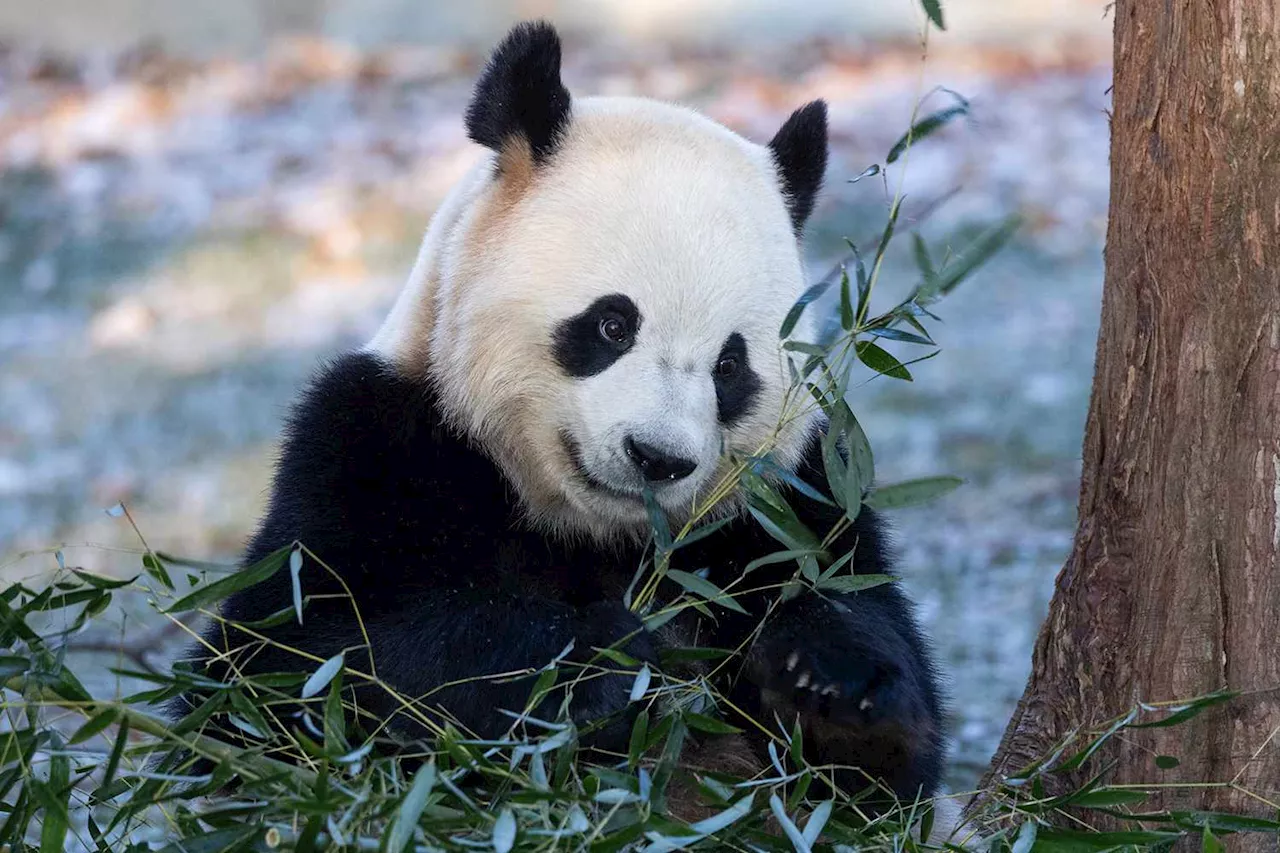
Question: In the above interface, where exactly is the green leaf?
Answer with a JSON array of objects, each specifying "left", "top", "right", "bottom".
[
  {"left": 289, "top": 546, "right": 304, "bottom": 625},
  {"left": 96, "top": 716, "right": 129, "bottom": 796},
  {"left": 1068, "top": 787, "right": 1150, "bottom": 808},
  {"left": 1202, "top": 825, "right": 1225, "bottom": 853},
  {"left": 683, "top": 712, "right": 743, "bottom": 735},
  {"left": 865, "top": 476, "right": 963, "bottom": 510},
  {"left": 659, "top": 647, "right": 734, "bottom": 665},
  {"left": 301, "top": 653, "right": 344, "bottom": 700},
  {"left": 842, "top": 404, "right": 875, "bottom": 487},
  {"left": 789, "top": 717, "right": 804, "bottom": 766},
  {"left": 749, "top": 455, "right": 837, "bottom": 507},
  {"left": 0, "top": 655, "right": 29, "bottom": 679},
  {"left": 1155, "top": 754, "right": 1180, "bottom": 769},
  {"left": 1030, "top": 829, "right": 1181, "bottom": 850},
  {"left": 839, "top": 268, "right": 854, "bottom": 330},
  {"left": 666, "top": 570, "right": 748, "bottom": 615},
  {"left": 921, "top": 0, "right": 945, "bottom": 28},
  {"left": 72, "top": 570, "right": 138, "bottom": 590},
  {"left": 768, "top": 793, "right": 812, "bottom": 853},
  {"left": 671, "top": 516, "right": 734, "bottom": 550},
  {"left": 871, "top": 326, "right": 935, "bottom": 346},
  {"left": 163, "top": 546, "right": 291, "bottom": 614},
  {"left": 593, "top": 647, "right": 641, "bottom": 667},
  {"left": 1010, "top": 820, "right": 1037, "bottom": 853},
  {"left": 628, "top": 710, "right": 649, "bottom": 768},
  {"left": 153, "top": 828, "right": 261, "bottom": 853},
  {"left": 386, "top": 761, "right": 436, "bottom": 853},
  {"left": 780, "top": 279, "right": 836, "bottom": 339},
  {"left": 493, "top": 807, "right": 516, "bottom": 853},
  {"left": 34, "top": 742, "right": 70, "bottom": 853},
  {"left": 856, "top": 341, "right": 913, "bottom": 381},
  {"left": 886, "top": 104, "right": 967, "bottom": 164},
  {"left": 911, "top": 232, "right": 936, "bottom": 282},
  {"left": 141, "top": 552, "right": 175, "bottom": 592},
  {"left": 629, "top": 664, "right": 652, "bottom": 701},
  {"left": 870, "top": 197, "right": 903, "bottom": 290},
  {"left": 1166, "top": 811, "right": 1280, "bottom": 832},
  {"left": 929, "top": 215, "right": 1022, "bottom": 299},
  {"left": 743, "top": 550, "right": 824, "bottom": 575},
  {"left": 1132, "top": 690, "right": 1237, "bottom": 728},
  {"left": 642, "top": 487, "right": 673, "bottom": 552},
  {"left": 802, "top": 800, "right": 832, "bottom": 847},
  {"left": 69, "top": 708, "right": 118, "bottom": 745},
  {"left": 782, "top": 341, "right": 828, "bottom": 357},
  {"left": 687, "top": 792, "right": 755, "bottom": 836},
  {"left": 816, "top": 574, "right": 895, "bottom": 594}
]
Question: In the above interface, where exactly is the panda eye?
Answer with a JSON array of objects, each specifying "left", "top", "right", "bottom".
[
  {"left": 598, "top": 315, "right": 630, "bottom": 345},
  {"left": 715, "top": 356, "right": 739, "bottom": 379}
]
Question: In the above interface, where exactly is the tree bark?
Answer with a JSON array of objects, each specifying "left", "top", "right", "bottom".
[{"left": 981, "top": 0, "right": 1280, "bottom": 838}]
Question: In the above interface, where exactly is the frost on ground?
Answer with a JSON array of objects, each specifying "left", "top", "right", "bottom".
[{"left": 0, "top": 34, "right": 1110, "bottom": 787}]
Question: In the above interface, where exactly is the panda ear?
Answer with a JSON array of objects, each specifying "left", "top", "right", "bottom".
[
  {"left": 769, "top": 100, "right": 828, "bottom": 234},
  {"left": 464, "top": 21, "right": 572, "bottom": 164}
]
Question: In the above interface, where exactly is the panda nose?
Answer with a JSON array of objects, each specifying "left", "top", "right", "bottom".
[{"left": 624, "top": 436, "right": 698, "bottom": 483}]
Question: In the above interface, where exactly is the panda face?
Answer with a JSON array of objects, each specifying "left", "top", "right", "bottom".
[
  {"left": 415, "top": 101, "right": 816, "bottom": 535},
  {"left": 367, "top": 25, "right": 828, "bottom": 540}
]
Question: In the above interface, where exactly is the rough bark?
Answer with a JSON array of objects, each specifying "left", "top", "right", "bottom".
[{"left": 981, "top": 0, "right": 1280, "bottom": 837}]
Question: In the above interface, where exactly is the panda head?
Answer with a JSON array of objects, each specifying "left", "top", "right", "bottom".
[{"left": 368, "top": 21, "right": 829, "bottom": 541}]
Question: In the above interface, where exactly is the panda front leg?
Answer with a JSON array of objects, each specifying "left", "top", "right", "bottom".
[
  {"left": 738, "top": 584, "right": 945, "bottom": 803},
  {"left": 337, "top": 596, "right": 657, "bottom": 753}
]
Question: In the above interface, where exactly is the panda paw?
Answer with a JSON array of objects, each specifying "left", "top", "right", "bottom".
[
  {"left": 745, "top": 606, "right": 928, "bottom": 735},
  {"left": 761, "top": 646, "right": 905, "bottom": 726}
]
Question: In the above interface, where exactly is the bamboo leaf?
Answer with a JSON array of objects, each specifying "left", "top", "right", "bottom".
[
  {"left": 665, "top": 571, "right": 748, "bottom": 615},
  {"left": 492, "top": 807, "right": 516, "bottom": 853},
  {"left": 301, "top": 653, "right": 344, "bottom": 700},
  {"left": 886, "top": 104, "right": 967, "bottom": 164},
  {"left": 683, "top": 712, "right": 743, "bottom": 735},
  {"left": 629, "top": 665, "right": 652, "bottom": 702},
  {"left": 816, "top": 574, "right": 895, "bottom": 594},
  {"left": 920, "top": 0, "right": 945, "bottom": 29},
  {"left": 865, "top": 476, "right": 963, "bottom": 510},
  {"left": 289, "top": 546, "right": 304, "bottom": 625},
  {"left": 780, "top": 279, "right": 836, "bottom": 339},
  {"left": 386, "top": 761, "right": 436, "bottom": 853},
  {"left": 856, "top": 341, "right": 913, "bottom": 381},
  {"left": 163, "top": 546, "right": 291, "bottom": 614}
]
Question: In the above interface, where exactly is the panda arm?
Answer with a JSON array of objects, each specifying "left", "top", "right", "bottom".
[
  {"left": 687, "top": 487, "right": 945, "bottom": 799},
  {"left": 188, "top": 352, "right": 652, "bottom": 748}
]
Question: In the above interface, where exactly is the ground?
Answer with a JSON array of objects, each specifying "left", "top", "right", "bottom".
[{"left": 0, "top": 30, "right": 1111, "bottom": 789}]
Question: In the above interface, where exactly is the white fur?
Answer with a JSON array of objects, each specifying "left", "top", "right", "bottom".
[{"left": 367, "top": 96, "right": 819, "bottom": 540}]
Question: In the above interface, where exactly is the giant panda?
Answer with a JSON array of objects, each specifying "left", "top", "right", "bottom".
[{"left": 173, "top": 21, "right": 946, "bottom": 811}]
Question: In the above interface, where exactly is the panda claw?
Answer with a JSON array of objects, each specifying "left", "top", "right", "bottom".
[
  {"left": 795, "top": 670, "right": 811, "bottom": 689},
  {"left": 820, "top": 684, "right": 840, "bottom": 697},
  {"left": 859, "top": 696, "right": 874, "bottom": 712},
  {"left": 785, "top": 651, "right": 799, "bottom": 672}
]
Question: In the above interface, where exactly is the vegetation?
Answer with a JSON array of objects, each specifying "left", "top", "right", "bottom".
[{"left": 4, "top": 6, "right": 1278, "bottom": 851}]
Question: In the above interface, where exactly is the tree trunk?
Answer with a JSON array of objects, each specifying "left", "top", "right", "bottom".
[{"left": 980, "top": 0, "right": 1280, "bottom": 838}]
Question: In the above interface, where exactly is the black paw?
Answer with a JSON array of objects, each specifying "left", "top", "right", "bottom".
[
  {"left": 753, "top": 645, "right": 908, "bottom": 728},
  {"left": 568, "top": 602, "right": 657, "bottom": 751}
]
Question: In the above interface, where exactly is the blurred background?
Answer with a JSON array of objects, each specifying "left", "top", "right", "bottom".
[{"left": 0, "top": 0, "right": 1111, "bottom": 788}]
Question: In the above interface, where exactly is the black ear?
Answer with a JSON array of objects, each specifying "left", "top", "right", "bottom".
[
  {"left": 769, "top": 100, "right": 828, "bottom": 234},
  {"left": 464, "top": 21, "right": 572, "bottom": 163}
]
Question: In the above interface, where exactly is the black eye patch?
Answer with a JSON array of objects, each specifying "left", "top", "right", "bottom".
[
  {"left": 714, "top": 332, "right": 762, "bottom": 425},
  {"left": 552, "top": 294, "right": 641, "bottom": 378}
]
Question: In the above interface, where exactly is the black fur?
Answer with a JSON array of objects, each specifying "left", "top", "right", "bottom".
[
  {"left": 713, "top": 332, "right": 762, "bottom": 425},
  {"left": 464, "top": 21, "right": 572, "bottom": 163},
  {"left": 168, "top": 351, "right": 945, "bottom": 803},
  {"left": 551, "top": 293, "right": 641, "bottom": 378},
  {"left": 769, "top": 100, "right": 829, "bottom": 234}
]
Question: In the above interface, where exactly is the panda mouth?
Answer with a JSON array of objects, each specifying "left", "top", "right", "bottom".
[{"left": 558, "top": 430, "right": 643, "bottom": 502}]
